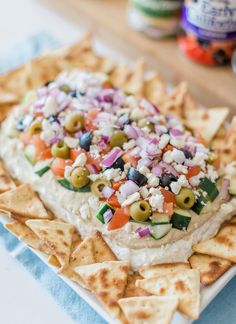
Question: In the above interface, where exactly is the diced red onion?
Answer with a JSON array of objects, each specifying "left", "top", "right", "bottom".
[
  {"left": 101, "top": 135, "right": 109, "bottom": 143},
  {"left": 136, "top": 136, "right": 149, "bottom": 149},
  {"left": 34, "top": 97, "right": 46, "bottom": 109},
  {"left": 184, "top": 159, "right": 195, "bottom": 167},
  {"left": 50, "top": 137, "right": 60, "bottom": 144},
  {"left": 159, "top": 161, "right": 179, "bottom": 177},
  {"left": 98, "top": 89, "right": 114, "bottom": 103},
  {"left": 139, "top": 158, "right": 152, "bottom": 167},
  {"left": 50, "top": 88, "right": 61, "bottom": 99},
  {"left": 219, "top": 179, "right": 230, "bottom": 202},
  {"left": 102, "top": 148, "right": 122, "bottom": 167},
  {"left": 102, "top": 186, "right": 115, "bottom": 199},
  {"left": 140, "top": 99, "right": 160, "bottom": 114},
  {"left": 136, "top": 227, "right": 151, "bottom": 238},
  {"left": 152, "top": 165, "right": 163, "bottom": 177},
  {"left": 135, "top": 227, "right": 142, "bottom": 233},
  {"left": 74, "top": 131, "right": 83, "bottom": 139},
  {"left": 146, "top": 143, "right": 161, "bottom": 157},
  {"left": 170, "top": 129, "right": 184, "bottom": 137},
  {"left": 117, "top": 114, "right": 129, "bottom": 127},
  {"left": 113, "top": 91, "right": 125, "bottom": 106},
  {"left": 130, "top": 146, "right": 141, "bottom": 157},
  {"left": 86, "top": 164, "right": 99, "bottom": 174},
  {"left": 37, "top": 87, "right": 48, "bottom": 97},
  {"left": 119, "top": 180, "right": 139, "bottom": 199},
  {"left": 103, "top": 209, "right": 113, "bottom": 224},
  {"left": 95, "top": 112, "right": 111, "bottom": 123},
  {"left": 124, "top": 125, "right": 140, "bottom": 140},
  {"left": 155, "top": 125, "right": 168, "bottom": 136}
]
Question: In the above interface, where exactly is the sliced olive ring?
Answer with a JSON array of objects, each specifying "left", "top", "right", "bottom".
[
  {"left": 71, "top": 167, "right": 90, "bottom": 189},
  {"left": 110, "top": 131, "right": 127, "bottom": 149},
  {"left": 51, "top": 141, "right": 70, "bottom": 159},
  {"left": 91, "top": 179, "right": 111, "bottom": 197},
  {"left": 65, "top": 113, "right": 84, "bottom": 133},
  {"left": 130, "top": 200, "right": 151, "bottom": 222},
  {"left": 29, "top": 120, "right": 42, "bottom": 135},
  {"left": 176, "top": 188, "right": 195, "bottom": 210}
]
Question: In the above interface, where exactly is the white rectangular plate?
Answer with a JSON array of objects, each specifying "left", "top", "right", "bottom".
[{"left": 0, "top": 212, "right": 236, "bottom": 324}]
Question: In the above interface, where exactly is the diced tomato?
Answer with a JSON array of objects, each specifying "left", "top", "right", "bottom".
[
  {"left": 38, "top": 148, "right": 52, "bottom": 160},
  {"left": 123, "top": 205, "right": 130, "bottom": 216},
  {"left": 107, "top": 193, "right": 121, "bottom": 208},
  {"left": 163, "top": 144, "right": 174, "bottom": 154},
  {"left": 186, "top": 165, "right": 201, "bottom": 180},
  {"left": 70, "top": 149, "right": 79, "bottom": 162},
  {"left": 20, "top": 131, "right": 31, "bottom": 145},
  {"left": 87, "top": 154, "right": 102, "bottom": 172},
  {"left": 33, "top": 111, "right": 43, "bottom": 118},
  {"left": 112, "top": 180, "right": 127, "bottom": 191},
  {"left": 160, "top": 188, "right": 176, "bottom": 204},
  {"left": 107, "top": 208, "right": 130, "bottom": 231},
  {"left": 51, "top": 158, "right": 73, "bottom": 178},
  {"left": 102, "top": 80, "right": 113, "bottom": 89},
  {"left": 31, "top": 134, "right": 47, "bottom": 151},
  {"left": 122, "top": 153, "right": 138, "bottom": 168},
  {"left": 85, "top": 108, "right": 100, "bottom": 131},
  {"left": 163, "top": 202, "right": 174, "bottom": 216}
]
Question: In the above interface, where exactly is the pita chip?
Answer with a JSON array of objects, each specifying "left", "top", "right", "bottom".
[
  {"left": 4, "top": 221, "right": 50, "bottom": 254},
  {"left": 75, "top": 261, "right": 129, "bottom": 320},
  {"left": 124, "top": 58, "right": 146, "bottom": 98},
  {"left": 124, "top": 273, "right": 151, "bottom": 298},
  {"left": 189, "top": 253, "right": 232, "bottom": 286},
  {"left": 0, "top": 161, "right": 16, "bottom": 193},
  {"left": 59, "top": 265, "right": 86, "bottom": 288},
  {"left": 0, "top": 184, "right": 49, "bottom": 219},
  {"left": 217, "top": 116, "right": 236, "bottom": 166},
  {"left": 48, "top": 255, "right": 61, "bottom": 268},
  {"left": 91, "top": 231, "right": 117, "bottom": 262},
  {"left": 110, "top": 64, "right": 131, "bottom": 89},
  {"left": 139, "top": 262, "right": 190, "bottom": 278},
  {"left": 26, "top": 219, "right": 74, "bottom": 265},
  {"left": 136, "top": 269, "right": 200, "bottom": 320},
  {"left": 230, "top": 216, "right": 236, "bottom": 224},
  {"left": 70, "top": 237, "right": 95, "bottom": 267},
  {"left": 193, "top": 224, "right": 236, "bottom": 263},
  {"left": 144, "top": 73, "right": 167, "bottom": 107},
  {"left": 119, "top": 296, "right": 178, "bottom": 324}
]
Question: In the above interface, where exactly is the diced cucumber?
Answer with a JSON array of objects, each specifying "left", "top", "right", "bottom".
[
  {"left": 229, "top": 178, "right": 236, "bottom": 196},
  {"left": 24, "top": 144, "right": 37, "bottom": 165},
  {"left": 34, "top": 161, "right": 50, "bottom": 177},
  {"left": 57, "top": 178, "right": 91, "bottom": 192},
  {"left": 150, "top": 224, "right": 172, "bottom": 240},
  {"left": 171, "top": 208, "right": 192, "bottom": 230},
  {"left": 151, "top": 212, "right": 170, "bottom": 225},
  {"left": 96, "top": 203, "right": 115, "bottom": 224},
  {"left": 192, "top": 192, "right": 209, "bottom": 215},
  {"left": 201, "top": 201, "right": 213, "bottom": 214},
  {"left": 199, "top": 177, "right": 219, "bottom": 201}
]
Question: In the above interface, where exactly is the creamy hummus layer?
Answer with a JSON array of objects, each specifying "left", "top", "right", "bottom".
[{"left": 1, "top": 127, "right": 236, "bottom": 270}]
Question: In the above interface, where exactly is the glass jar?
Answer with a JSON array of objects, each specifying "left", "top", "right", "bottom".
[
  {"left": 127, "top": 0, "right": 183, "bottom": 38},
  {"left": 178, "top": 0, "right": 236, "bottom": 65}
]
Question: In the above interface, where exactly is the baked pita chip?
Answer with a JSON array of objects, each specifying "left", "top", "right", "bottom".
[
  {"left": 26, "top": 219, "right": 74, "bottom": 265},
  {"left": 4, "top": 221, "right": 50, "bottom": 254},
  {"left": 59, "top": 265, "right": 86, "bottom": 288},
  {"left": 136, "top": 269, "right": 200, "bottom": 320},
  {"left": 118, "top": 296, "right": 178, "bottom": 324},
  {"left": 188, "top": 107, "right": 229, "bottom": 142},
  {"left": 139, "top": 262, "right": 190, "bottom": 278},
  {"left": 193, "top": 224, "right": 236, "bottom": 262},
  {"left": 0, "top": 184, "right": 49, "bottom": 219},
  {"left": 91, "top": 231, "right": 117, "bottom": 262},
  {"left": 124, "top": 273, "right": 150, "bottom": 298},
  {"left": 70, "top": 237, "right": 95, "bottom": 267},
  {"left": 230, "top": 216, "right": 236, "bottom": 224},
  {"left": 48, "top": 255, "right": 61, "bottom": 268},
  {"left": 110, "top": 64, "right": 131, "bottom": 89},
  {"left": 75, "top": 261, "right": 129, "bottom": 320},
  {"left": 217, "top": 116, "right": 236, "bottom": 166},
  {"left": 124, "top": 58, "right": 146, "bottom": 98},
  {"left": 189, "top": 253, "right": 232, "bottom": 286},
  {"left": 144, "top": 73, "right": 167, "bottom": 107},
  {"left": 0, "top": 161, "right": 16, "bottom": 193}
]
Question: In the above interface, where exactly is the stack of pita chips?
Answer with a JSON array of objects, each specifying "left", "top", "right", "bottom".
[{"left": 0, "top": 161, "right": 16, "bottom": 193}]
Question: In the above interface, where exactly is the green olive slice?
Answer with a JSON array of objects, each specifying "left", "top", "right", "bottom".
[
  {"left": 71, "top": 167, "right": 90, "bottom": 189},
  {"left": 29, "top": 120, "right": 42, "bottom": 135},
  {"left": 110, "top": 131, "right": 127, "bottom": 148},
  {"left": 91, "top": 179, "right": 111, "bottom": 197},
  {"left": 176, "top": 188, "right": 195, "bottom": 209},
  {"left": 130, "top": 200, "right": 152, "bottom": 222},
  {"left": 64, "top": 113, "right": 84, "bottom": 133},
  {"left": 51, "top": 141, "right": 70, "bottom": 159}
]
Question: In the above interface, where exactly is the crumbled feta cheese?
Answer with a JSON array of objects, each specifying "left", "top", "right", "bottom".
[
  {"left": 103, "top": 168, "right": 121, "bottom": 181},
  {"left": 170, "top": 136, "right": 185, "bottom": 148},
  {"left": 88, "top": 196, "right": 100, "bottom": 210},
  {"left": 170, "top": 181, "right": 181, "bottom": 194},
  {"left": 137, "top": 165, "right": 150, "bottom": 176},
  {"left": 80, "top": 203, "right": 91, "bottom": 220},
  {"left": 207, "top": 165, "right": 218, "bottom": 182},
  {"left": 193, "top": 152, "right": 208, "bottom": 168},
  {"left": 159, "top": 134, "right": 170, "bottom": 150},
  {"left": 64, "top": 136, "right": 79, "bottom": 149},
  {"left": 149, "top": 187, "right": 161, "bottom": 195},
  {"left": 123, "top": 222, "right": 132, "bottom": 233},
  {"left": 139, "top": 186, "right": 149, "bottom": 199},
  {"left": 73, "top": 152, "right": 87, "bottom": 168},
  {"left": 171, "top": 149, "right": 185, "bottom": 164},
  {"left": 122, "top": 192, "right": 140, "bottom": 207},
  {"left": 174, "top": 164, "right": 188, "bottom": 174},
  {"left": 89, "top": 174, "right": 102, "bottom": 182},
  {"left": 148, "top": 175, "right": 159, "bottom": 187},
  {"left": 149, "top": 194, "right": 164, "bottom": 211},
  {"left": 163, "top": 150, "right": 173, "bottom": 164},
  {"left": 177, "top": 175, "right": 189, "bottom": 187},
  {"left": 123, "top": 139, "right": 136, "bottom": 150},
  {"left": 189, "top": 172, "right": 204, "bottom": 187},
  {"left": 42, "top": 96, "right": 57, "bottom": 117},
  {"left": 64, "top": 166, "right": 72, "bottom": 180},
  {"left": 89, "top": 145, "right": 100, "bottom": 159},
  {"left": 130, "top": 108, "right": 144, "bottom": 121},
  {"left": 114, "top": 171, "right": 126, "bottom": 182}
]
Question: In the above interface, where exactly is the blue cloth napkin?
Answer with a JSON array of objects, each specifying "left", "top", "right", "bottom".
[{"left": 0, "top": 31, "right": 236, "bottom": 324}]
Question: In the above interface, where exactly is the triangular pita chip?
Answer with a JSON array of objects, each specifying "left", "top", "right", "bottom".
[
  {"left": 4, "top": 221, "right": 51, "bottom": 254},
  {"left": 139, "top": 262, "right": 190, "bottom": 278},
  {"left": 70, "top": 237, "right": 95, "bottom": 267},
  {"left": 136, "top": 269, "right": 200, "bottom": 320},
  {"left": 118, "top": 296, "right": 178, "bottom": 324},
  {"left": 0, "top": 184, "right": 49, "bottom": 219},
  {"left": 144, "top": 73, "right": 168, "bottom": 107},
  {"left": 124, "top": 273, "right": 150, "bottom": 298},
  {"left": 48, "top": 255, "right": 61, "bottom": 268},
  {"left": 91, "top": 231, "right": 117, "bottom": 262},
  {"left": 0, "top": 161, "right": 16, "bottom": 193},
  {"left": 193, "top": 224, "right": 236, "bottom": 262},
  {"left": 59, "top": 265, "right": 86, "bottom": 288},
  {"left": 75, "top": 261, "right": 129, "bottom": 320},
  {"left": 124, "top": 58, "right": 146, "bottom": 98},
  {"left": 189, "top": 253, "right": 232, "bottom": 286},
  {"left": 188, "top": 107, "right": 229, "bottom": 142},
  {"left": 26, "top": 219, "right": 74, "bottom": 265},
  {"left": 217, "top": 116, "right": 236, "bottom": 166}
]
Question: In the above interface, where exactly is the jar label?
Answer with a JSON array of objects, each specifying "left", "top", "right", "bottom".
[{"left": 182, "top": 0, "right": 236, "bottom": 41}]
